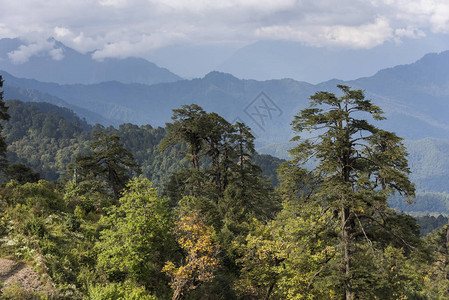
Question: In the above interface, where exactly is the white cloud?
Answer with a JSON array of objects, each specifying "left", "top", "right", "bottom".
[
  {"left": 49, "top": 47, "right": 64, "bottom": 60},
  {"left": 8, "top": 40, "right": 53, "bottom": 63},
  {"left": 1, "top": 0, "right": 449, "bottom": 60},
  {"left": 429, "top": 2, "right": 449, "bottom": 33},
  {"left": 7, "top": 39, "right": 64, "bottom": 63},
  {"left": 255, "top": 17, "right": 393, "bottom": 49},
  {"left": 98, "top": 0, "right": 127, "bottom": 7},
  {"left": 52, "top": 27, "right": 104, "bottom": 53},
  {"left": 0, "top": 23, "right": 15, "bottom": 38},
  {"left": 395, "top": 27, "right": 425, "bottom": 39},
  {"left": 92, "top": 32, "right": 188, "bottom": 60},
  {"left": 323, "top": 17, "right": 394, "bottom": 48},
  {"left": 54, "top": 26, "right": 72, "bottom": 39}
]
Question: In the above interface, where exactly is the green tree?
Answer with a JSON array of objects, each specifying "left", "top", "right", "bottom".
[
  {"left": 236, "top": 210, "right": 337, "bottom": 299},
  {"left": 162, "top": 105, "right": 279, "bottom": 298},
  {"left": 222, "top": 122, "right": 278, "bottom": 223},
  {"left": 0, "top": 75, "right": 10, "bottom": 172},
  {"left": 161, "top": 105, "right": 278, "bottom": 223},
  {"left": 74, "top": 131, "right": 141, "bottom": 200},
  {"left": 3, "top": 162, "right": 40, "bottom": 184},
  {"left": 87, "top": 281, "right": 157, "bottom": 300},
  {"left": 96, "top": 177, "right": 174, "bottom": 295},
  {"left": 421, "top": 224, "right": 449, "bottom": 297},
  {"left": 287, "top": 85, "right": 415, "bottom": 299},
  {"left": 160, "top": 104, "right": 207, "bottom": 171}
]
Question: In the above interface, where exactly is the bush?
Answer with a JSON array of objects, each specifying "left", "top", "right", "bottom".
[
  {"left": 25, "top": 217, "right": 46, "bottom": 237},
  {"left": 87, "top": 281, "right": 157, "bottom": 300},
  {"left": 65, "top": 214, "right": 81, "bottom": 232}
]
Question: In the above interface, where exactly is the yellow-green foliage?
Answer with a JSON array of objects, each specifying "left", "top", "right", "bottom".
[
  {"left": 87, "top": 281, "right": 157, "bottom": 300},
  {"left": 163, "top": 210, "right": 220, "bottom": 299},
  {"left": 95, "top": 177, "right": 174, "bottom": 295}
]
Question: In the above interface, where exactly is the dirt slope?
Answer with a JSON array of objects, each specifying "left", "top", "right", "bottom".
[{"left": 0, "top": 258, "right": 53, "bottom": 295}]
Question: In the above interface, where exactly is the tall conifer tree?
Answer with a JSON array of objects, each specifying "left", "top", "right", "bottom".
[
  {"left": 74, "top": 131, "right": 141, "bottom": 200},
  {"left": 288, "top": 85, "right": 415, "bottom": 299}
]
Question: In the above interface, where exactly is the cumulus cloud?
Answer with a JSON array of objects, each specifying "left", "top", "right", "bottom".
[
  {"left": 52, "top": 27, "right": 104, "bottom": 53},
  {"left": 0, "top": 23, "right": 15, "bottom": 38},
  {"left": 255, "top": 17, "right": 394, "bottom": 49},
  {"left": 92, "top": 32, "right": 188, "bottom": 60},
  {"left": 49, "top": 47, "right": 64, "bottom": 60},
  {"left": 1, "top": 0, "right": 449, "bottom": 60},
  {"left": 54, "top": 26, "right": 72, "bottom": 39},
  {"left": 7, "top": 39, "right": 65, "bottom": 63},
  {"left": 395, "top": 27, "right": 426, "bottom": 39}
]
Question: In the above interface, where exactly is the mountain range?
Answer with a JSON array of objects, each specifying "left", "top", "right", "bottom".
[
  {"left": 146, "top": 35, "right": 449, "bottom": 83},
  {"left": 2, "top": 40, "right": 449, "bottom": 195},
  {"left": 3, "top": 48, "right": 449, "bottom": 145},
  {"left": 0, "top": 38, "right": 181, "bottom": 85}
]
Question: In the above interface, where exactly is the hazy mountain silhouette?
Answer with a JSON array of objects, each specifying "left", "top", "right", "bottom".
[
  {"left": 3, "top": 49, "right": 449, "bottom": 146},
  {"left": 214, "top": 36, "right": 449, "bottom": 83},
  {"left": 0, "top": 38, "right": 182, "bottom": 85}
]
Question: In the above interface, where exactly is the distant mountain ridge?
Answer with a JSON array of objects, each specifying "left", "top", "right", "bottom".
[
  {"left": 3, "top": 48, "right": 449, "bottom": 146},
  {"left": 0, "top": 38, "right": 182, "bottom": 85},
  {"left": 1, "top": 73, "right": 117, "bottom": 125},
  {"left": 0, "top": 70, "right": 315, "bottom": 145},
  {"left": 213, "top": 36, "right": 449, "bottom": 83},
  {"left": 5, "top": 50, "right": 449, "bottom": 197}
]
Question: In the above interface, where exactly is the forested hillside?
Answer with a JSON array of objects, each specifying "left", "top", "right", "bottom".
[
  {"left": 1, "top": 100, "right": 283, "bottom": 187},
  {"left": 1, "top": 81, "right": 449, "bottom": 298}
]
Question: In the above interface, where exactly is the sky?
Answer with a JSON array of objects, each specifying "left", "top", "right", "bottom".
[{"left": 1, "top": 0, "right": 449, "bottom": 79}]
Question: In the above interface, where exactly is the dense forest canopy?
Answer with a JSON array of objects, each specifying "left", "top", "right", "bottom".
[
  {"left": 1, "top": 100, "right": 283, "bottom": 188},
  {"left": 0, "top": 78, "right": 448, "bottom": 299}
]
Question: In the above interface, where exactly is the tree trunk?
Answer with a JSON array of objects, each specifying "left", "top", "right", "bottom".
[
  {"left": 172, "top": 286, "right": 184, "bottom": 300},
  {"left": 107, "top": 164, "right": 120, "bottom": 201},
  {"left": 342, "top": 206, "right": 352, "bottom": 300},
  {"left": 192, "top": 152, "right": 199, "bottom": 170}
]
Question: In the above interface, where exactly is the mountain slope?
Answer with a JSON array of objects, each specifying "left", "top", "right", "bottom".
[
  {"left": 3, "top": 49, "right": 449, "bottom": 146},
  {"left": 0, "top": 38, "right": 182, "bottom": 85},
  {"left": 215, "top": 36, "right": 449, "bottom": 83},
  {"left": 2, "top": 100, "right": 283, "bottom": 185},
  {"left": 2, "top": 78, "right": 114, "bottom": 125},
  {"left": 0, "top": 70, "right": 316, "bottom": 145},
  {"left": 258, "top": 138, "right": 449, "bottom": 194}
]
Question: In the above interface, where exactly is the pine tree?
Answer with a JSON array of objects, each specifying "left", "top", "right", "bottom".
[
  {"left": 161, "top": 105, "right": 278, "bottom": 224},
  {"left": 288, "top": 85, "right": 415, "bottom": 299},
  {"left": 160, "top": 104, "right": 207, "bottom": 171},
  {"left": 74, "top": 131, "right": 141, "bottom": 200}
]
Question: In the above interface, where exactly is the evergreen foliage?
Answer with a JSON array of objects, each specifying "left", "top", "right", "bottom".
[
  {"left": 284, "top": 85, "right": 416, "bottom": 298},
  {"left": 73, "top": 131, "right": 141, "bottom": 200},
  {"left": 1, "top": 100, "right": 280, "bottom": 189},
  {"left": 1, "top": 85, "right": 449, "bottom": 299},
  {"left": 3, "top": 162, "right": 40, "bottom": 184}
]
